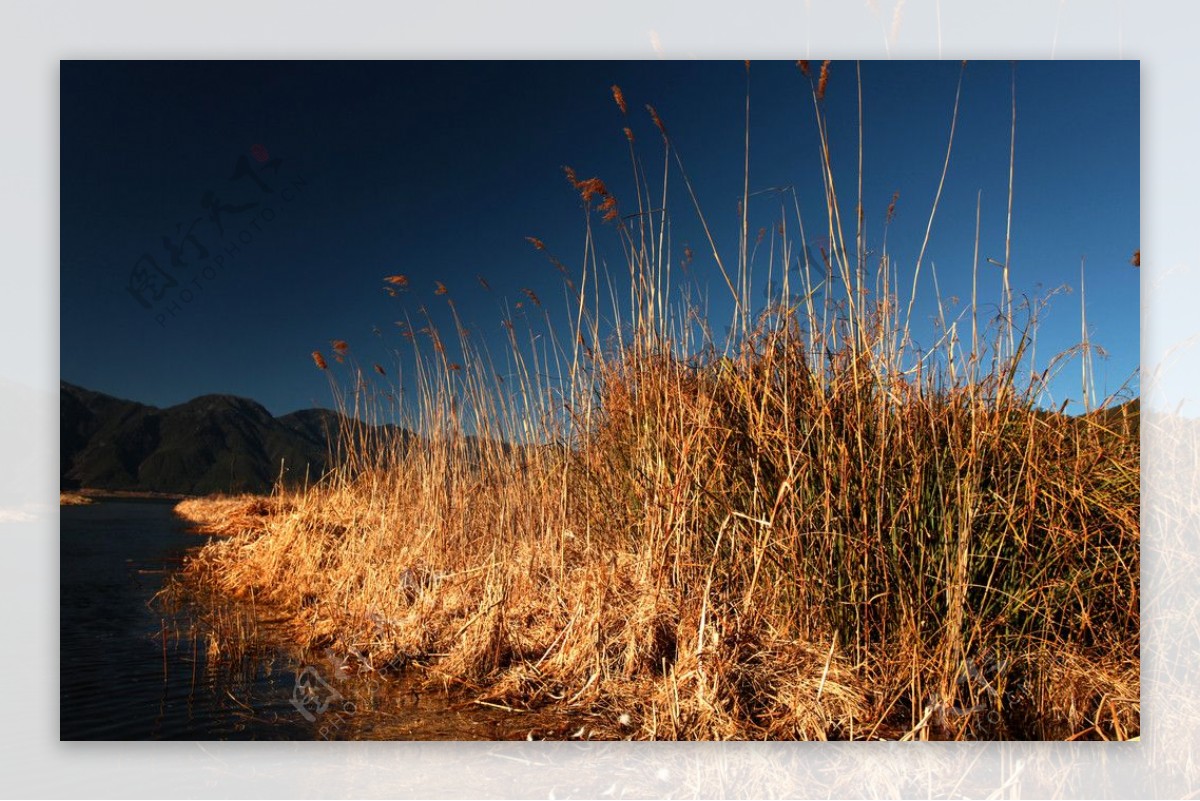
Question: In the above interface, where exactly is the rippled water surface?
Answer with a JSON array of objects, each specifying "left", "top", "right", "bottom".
[
  {"left": 60, "top": 500, "right": 309, "bottom": 739},
  {"left": 60, "top": 500, "right": 579, "bottom": 741}
]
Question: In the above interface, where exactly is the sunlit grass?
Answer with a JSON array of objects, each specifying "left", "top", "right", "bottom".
[{"left": 173, "top": 62, "right": 1138, "bottom": 740}]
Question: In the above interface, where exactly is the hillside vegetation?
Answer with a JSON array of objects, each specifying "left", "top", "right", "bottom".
[{"left": 61, "top": 382, "right": 347, "bottom": 495}]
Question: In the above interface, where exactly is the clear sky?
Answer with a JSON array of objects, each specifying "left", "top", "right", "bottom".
[{"left": 60, "top": 60, "right": 1139, "bottom": 417}]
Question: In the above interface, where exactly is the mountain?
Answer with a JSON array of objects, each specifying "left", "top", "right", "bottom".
[
  {"left": 1087, "top": 397, "right": 1140, "bottom": 439},
  {"left": 60, "top": 382, "right": 357, "bottom": 495}
]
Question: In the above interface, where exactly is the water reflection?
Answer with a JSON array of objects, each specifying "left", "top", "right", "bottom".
[
  {"left": 60, "top": 500, "right": 311, "bottom": 739},
  {"left": 60, "top": 500, "right": 580, "bottom": 741}
]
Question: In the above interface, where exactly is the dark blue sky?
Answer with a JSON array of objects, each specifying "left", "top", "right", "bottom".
[{"left": 60, "top": 60, "right": 1139, "bottom": 416}]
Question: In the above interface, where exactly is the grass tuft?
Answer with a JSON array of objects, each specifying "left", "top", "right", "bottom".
[{"left": 173, "top": 64, "right": 1138, "bottom": 740}]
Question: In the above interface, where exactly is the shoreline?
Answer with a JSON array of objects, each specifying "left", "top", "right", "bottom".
[
  {"left": 62, "top": 487, "right": 192, "bottom": 503},
  {"left": 169, "top": 482, "right": 1138, "bottom": 741}
]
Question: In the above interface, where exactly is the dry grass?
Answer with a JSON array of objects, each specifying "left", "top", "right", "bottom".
[
  {"left": 175, "top": 494, "right": 291, "bottom": 536},
  {"left": 60, "top": 491, "right": 94, "bottom": 506},
  {"left": 174, "top": 64, "right": 1138, "bottom": 740}
]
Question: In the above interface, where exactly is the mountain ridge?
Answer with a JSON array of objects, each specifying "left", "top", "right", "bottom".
[{"left": 60, "top": 381, "right": 364, "bottom": 496}]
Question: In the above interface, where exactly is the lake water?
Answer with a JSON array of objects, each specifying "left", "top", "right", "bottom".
[
  {"left": 60, "top": 499, "right": 312, "bottom": 739},
  {"left": 59, "top": 500, "right": 577, "bottom": 740}
]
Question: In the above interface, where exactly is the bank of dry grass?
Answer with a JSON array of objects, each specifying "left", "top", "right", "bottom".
[
  {"left": 174, "top": 63, "right": 1138, "bottom": 740},
  {"left": 175, "top": 494, "right": 291, "bottom": 536}
]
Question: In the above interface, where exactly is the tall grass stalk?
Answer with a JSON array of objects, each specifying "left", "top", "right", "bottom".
[{"left": 177, "top": 63, "right": 1139, "bottom": 740}]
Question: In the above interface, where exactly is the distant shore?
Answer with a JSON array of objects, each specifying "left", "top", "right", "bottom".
[{"left": 60, "top": 488, "right": 190, "bottom": 505}]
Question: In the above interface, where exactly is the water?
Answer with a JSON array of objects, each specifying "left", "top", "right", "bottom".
[
  {"left": 59, "top": 500, "right": 580, "bottom": 740},
  {"left": 60, "top": 500, "right": 303, "bottom": 739}
]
